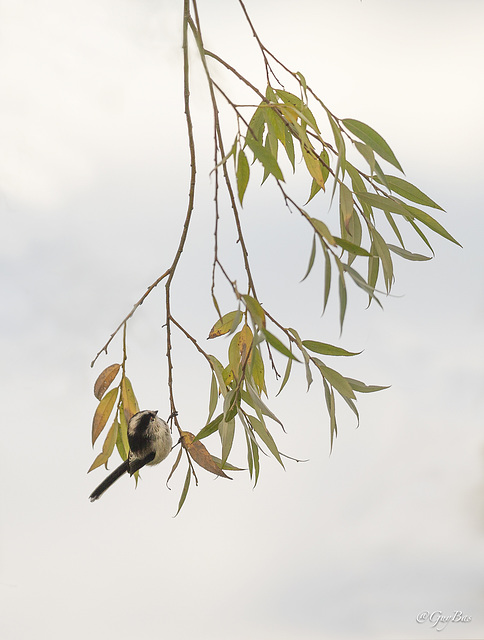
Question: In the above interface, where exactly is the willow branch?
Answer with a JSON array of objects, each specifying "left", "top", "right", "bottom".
[
  {"left": 164, "top": 0, "right": 198, "bottom": 432},
  {"left": 91, "top": 269, "right": 171, "bottom": 368}
]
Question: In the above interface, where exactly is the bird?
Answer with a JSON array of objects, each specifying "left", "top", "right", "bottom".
[{"left": 89, "top": 410, "right": 173, "bottom": 502}]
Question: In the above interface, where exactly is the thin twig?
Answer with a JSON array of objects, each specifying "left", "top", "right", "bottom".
[{"left": 90, "top": 269, "right": 171, "bottom": 368}]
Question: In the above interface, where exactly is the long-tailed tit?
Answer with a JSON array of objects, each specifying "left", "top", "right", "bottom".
[{"left": 89, "top": 410, "right": 172, "bottom": 502}]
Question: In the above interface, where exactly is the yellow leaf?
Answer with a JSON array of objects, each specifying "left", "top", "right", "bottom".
[
  {"left": 88, "top": 419, "right": 119, "bottom": 472},
  {"left": 239, "top": 323, "right": 254, "bottom": 368},
  {"left": 208, "top": 310, "right": 242, "bottom": 339},
  {"left": 92, "top": 388, "right": 118, "bottom": 446},
  {"left": 277, "top": 104, "right": 298, "bottom": 124},
  {"left": 121, "top": 376, "right": 139, "bottom": 424},
  {"left": 301, "top": 143, "right": 325, "bottom": 189}
]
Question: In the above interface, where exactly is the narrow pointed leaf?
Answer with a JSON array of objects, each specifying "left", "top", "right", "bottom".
[
  {"left": 261, "top": 328, "right": 300, "bottom": 361},
  {"left": 208, "top": 310, "right": 243, "bottom": 339},
  {"left": 313, "top": 358, "right": 356, "bottom": 399},
  {"left": 302, "top": 340, "right": 362, "bottom": 357},
  {"left": 388, "top": 244, "right": 431, "bottom": 261},
  {"left": 377, "top": 174, "right": 444, "bottom": 210},
  {"left": 346, "top": 377, "right": 390, "bottom": 393},
  {"left": 242, "top": 294, "right": 266, "bottom": 328},
  {"left": 248, "top": 415, "right": 284, "bottom": 467},
  {"left": 277, "top": 353, "right": 293, "bottom": 396},
  {"left": 236, "top": 149, "right": 250, "bottom": 204},
  {"left": 175, "top": 467, "right": 191, "bottom": 516},
  {"left": 301, "top": 235, "right": 317, "bottom": 282},
  {"left": 246, "top": 135, "right": 284, "bottom": 181},
  {"left": 401, "top": 204, "right": 461, "bottom": 246},
  {"left": 343, "top": 118, "right": 403, "bottom": 172},
  {"left": 94, "top": 363, "right": 120, "bottom": 400},
  {"left": 121, "top": 376, "right": 139, "bottom": 424},
  {"left": 193, "top": 413, "right": 223, "bottom": 443},
  {"left": 334, "top": 237, "right": 371, "bottom": 257},
  {"left": 92, "top": 387, "right": 118, "bottom": 446}
]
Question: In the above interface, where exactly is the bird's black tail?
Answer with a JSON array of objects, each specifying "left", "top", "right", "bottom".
[{"left": 89, "top": 459, "right": 129, "bottom": 502}]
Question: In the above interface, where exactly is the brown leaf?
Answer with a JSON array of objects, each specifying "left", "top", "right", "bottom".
[
  {"left": 94, "top": 363, "right": 121, "bottom": 400},
  {"left": 181, "top": 431, "right": 232, "bottom": 479}
]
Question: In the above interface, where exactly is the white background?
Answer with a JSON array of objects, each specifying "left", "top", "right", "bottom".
[{"left": 1, "top": 1, "right": 483, "bottom": 638}]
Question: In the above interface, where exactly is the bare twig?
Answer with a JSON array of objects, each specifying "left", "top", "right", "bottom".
[{"left": 90, "top": 269, "right": 171, "bottom": 368}]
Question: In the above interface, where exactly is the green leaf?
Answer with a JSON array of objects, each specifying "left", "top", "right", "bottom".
[
  {"left": 243, "top": 383, "right": 284, "bottom": 429},
  {"left": 275, "top": 89, "right": 302, "bottom": 110},
  {"left": 283, "top": 125, "right": 295, "bottom": 170},
  {"left": 327, "top": 111, "right": 346, "bottom": 174},
  {"left": 222, "top": 388, "right": 239, "bottom": 424},
  {"left": 277, "top": 353, "right": 293, "bottom": 396},
  {"left": 207, "top": 373, "right": 218, "bottom": 423},
  {"left": 219, "top": 418, "right": 235, "bottom": 466},
  {"left": 342, "top": 395, "right": 360, "bottom": 428},
  {"left": 355, "top": 192, "right": 409, "bottom": 216},
  {"left": 383, "top": 210, "right": 405, "bottom": 248},
  {"left": 313, "top": 358, "right": 356, "bottom": 399},
  {"left": 246, "top": 135, "right": 284, "bottom": 181},
  {"left": 354, "top": 141, "right": 376, "bottom": 173},
  {"left": 337, "top": 262, "right": 347, "bottom": 331},
  {"left": 209, "top": 455, "right": 245, "bottom": 472},
  {"left": 343, "top": 263, "right": 383, "bottom": 307},
  {"left": 301, "top": 235, "right": 317, "bottom": 282},
  {"left": 346, "top": 377, "right": 390, "bottom": 393},
  {"left": 373, "top": 160, "right": 390, "bottom": 190},
  {"left": 300, "top": 105, "right": 321, "bottom": 134},
  {"left": 377, "top": 174, "right": 444, "bottom": 210},
  {"left": 342, "top": 118, "right": 403, "bottom": 173},
  {"left": 339, "top": 183, "right": 353, "bottom": 232},
  {"left": 288, "top": 327, "right": 313, "bottom": 390},
  {"left": 175, "top": 467, "right": 191, "bottom": 517},
  {"left": 236, "top": 149, "right": 250, "bottom": 204},
  {"left": 208, "top": 355, "right": 227, "bottom": 396},
  {"left": 193, "top": 413, "right": 223, "bottom": 443},
  {"left": 387, "top": 244, "right": 431, "bottom": 261},
  {"left": 367, "top": 256, "right": 379, "bottom": 305},
  {"left": 246, "top": 104, "right": 265, "bottom": 142},
  {"left": 302, "top": 340, "right": 362, "bottom": 357},
  {"left": 310, "top": 217, "right": 336, "bottom": 245},
  {"left": 322, "top": 243, "right": 331, "bottom": 313},
  {"left": 405, "top": 217, "right": 435, "bottom": 254},
  {"left": 371, "top": 228, "right": 394, "bottom": 293},
  {"left": 346, "top": 163, "right": 373, "bottom": 220},
  {"left": 322, "top": 378, "right": 337, "bottom": 452},
  {"left": 242, "top": 294, "right": 266, "bottom": 328},
  {"left": 334, "top": 236, "right": 371, "bottom": 257},
  {"left": 248, "top": 415, "right": 284, "bottom": 467},
  {"left": 401, "top": 203, "right": 461, "bottom": 247},
  {"left": 261, "top": 328, "right": 300, "bottom": 361}
]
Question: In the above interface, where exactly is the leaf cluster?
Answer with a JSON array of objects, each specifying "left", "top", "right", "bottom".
[{"left": 88, "top": 0, "right": 459, "bottom": 513}]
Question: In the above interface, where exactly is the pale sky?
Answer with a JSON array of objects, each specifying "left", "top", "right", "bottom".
[{"left": 1, "top": 1, "right": 483, "bottom": 639}]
